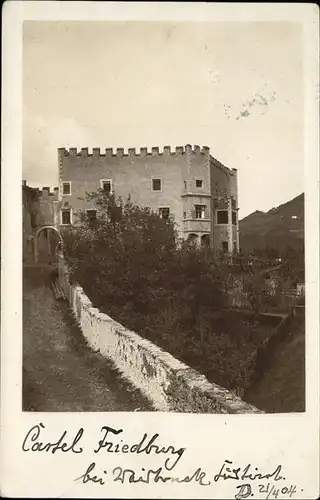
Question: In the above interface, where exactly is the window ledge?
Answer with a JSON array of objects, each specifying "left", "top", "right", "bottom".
[
  {"left": 183, "top": 218, "right": 211, "bottom": 222},
  {"left": 181, "top": 192, "right": 211, "bottom": 198}
]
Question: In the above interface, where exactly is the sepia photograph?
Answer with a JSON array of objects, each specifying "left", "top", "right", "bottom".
[
  {"left": 1, "top": 2, "right": 319, "bottom": 499},
  {"left": 22, "top": 19, "right": 306, "bottom": 415}
]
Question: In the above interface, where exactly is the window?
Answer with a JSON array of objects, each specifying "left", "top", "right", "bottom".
[
  {"left": 62, "top": 182, "right": 71, "bottom": 195},
  {"left": 196, "top": 179, "right": 203, "bottom": 188},
  {"left": 61, "top": 209, "right": 71, "bottom": 225},
  {"left": 217, "top": 210, "right": 228, "bottom": 224},
  {"left": 222, "top": 241, "right": 229, "bottom": 253},
  {"left": 195, "top": 205, "right": 206, "bottom": 219},
  {"left": 232, "top": 211, "right": 237, "bottom": 225},
  {"left": 159, "top": 207, "right": 170, "bottom": 219},
  {"left": 100, "top": 179, "right": 112, "bottom": 193},
  {"left": 183, "top": 211, "right": 186, "bottom": 219},
  {"left": 184, "top": 181, "right": 187, "bottom": 189},
  {"left": 86, "top": 209, "right": 97, "bottom": 222},
  {"left": 231, "top": 198, "right": 236, "bottom": 210},
  {"left": 152, "top": 178, "right": 162, "bottom": 191}
]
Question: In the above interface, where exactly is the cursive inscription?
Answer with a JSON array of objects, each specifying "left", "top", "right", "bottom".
[
  {"left": 75, "top": 462, "right": 107, "bottom": 485},
  {"left": 214, "top": 460, "right": 285, "bottom": 482},
  {"left": 235, "top": 483, "right": 300, "bottom": 499},
  {"left": 75, "top": 461, "right": 211, "bottom": 486},
  {"left": 22, "top": 422, "right": 83, "bottom": 454},
  {"left": 113, "top": 465, "right": 211, "bottom": 485},
  {"left": 94, "top": 425, "right": 185, "bottom": 471},
  {"left": 21, "top": 425, "right": 300, "bottom": 498}
]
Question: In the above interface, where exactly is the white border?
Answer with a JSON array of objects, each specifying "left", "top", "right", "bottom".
[{"left": 1, "top": 2, "right": 319, "bottom": 499}]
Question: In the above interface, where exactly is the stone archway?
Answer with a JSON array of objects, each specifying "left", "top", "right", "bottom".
[
  {"left": 187, "top": 233, "right": 199, "bottom": 246},
  {"left": 34, "top": 226, "right": 62, "bottom": 263},
  {"left": 201, "top": 234, "right": 210, "bottom": 247}
]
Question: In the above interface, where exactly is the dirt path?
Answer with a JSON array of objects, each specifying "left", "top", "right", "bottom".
[{"left": 23, "top": 267, "right": 153, "bottom": 412}]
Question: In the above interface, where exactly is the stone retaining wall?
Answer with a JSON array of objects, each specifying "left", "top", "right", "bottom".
[{"left": 58, "top": 257, "right": 262, "bottom": 414}]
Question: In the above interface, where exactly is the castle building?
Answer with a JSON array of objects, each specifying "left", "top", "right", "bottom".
[
  {"left": 22, "top": 181, "right": 60, "bottom": 262},
  {"left": 57, "top": 144, "right": 239, "bottom": 253}
]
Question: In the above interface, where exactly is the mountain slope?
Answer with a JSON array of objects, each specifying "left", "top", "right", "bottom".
[
  {"left": 244, "top": 307, "right": 305, "bottom": 413},
  {"left": 239, "top": 193, "right": 304, "bottom": 252}
]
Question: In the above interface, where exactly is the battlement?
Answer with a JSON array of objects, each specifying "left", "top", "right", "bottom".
[
  {"left": 57, "top": 144, "right": 212, "bottom": 159},
  {"left": 22, "top": 181, "right": 59, "bottom": 198},
  {"left": 210, "top": 156, "right": 236, "bottom": 176}
]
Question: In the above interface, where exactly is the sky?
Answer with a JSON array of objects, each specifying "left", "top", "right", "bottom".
[{"left": 23, "top": 21, "right": 304, "bottom": 218}]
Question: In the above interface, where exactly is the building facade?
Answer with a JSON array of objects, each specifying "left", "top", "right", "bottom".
[
  {"left": 22, "top": 182, "right": 60, "bottom": 262},
  {"left": 57, "top": 144, "right": 239, "bottom": 253}
]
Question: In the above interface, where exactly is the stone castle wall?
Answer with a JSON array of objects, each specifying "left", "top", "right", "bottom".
[
  {"left": 210, "top": 157, "right": 239, "bottom": 253},
  {"left": 58, "top": 146, "right": 195, "bottom": 237},
  {"left": 22, "top": 183, "right": 59, "bottom": 262},
  {"left": 58, "top": 144, "right": 238, "bottom": 250},
  {"left": 58, "top": 256, "right": 262, "bottom": 414}
]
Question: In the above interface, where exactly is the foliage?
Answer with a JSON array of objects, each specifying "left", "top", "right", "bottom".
[
  {"left": 62, "top": 190, "right": 225, "bottom": 317},
  {"left": 61, "top": 189, "right": 273, "bottom": 393}
]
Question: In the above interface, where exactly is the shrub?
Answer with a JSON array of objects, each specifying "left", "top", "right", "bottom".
[{"left": 61, "top": 190, "right": 270, "bottom": 392}]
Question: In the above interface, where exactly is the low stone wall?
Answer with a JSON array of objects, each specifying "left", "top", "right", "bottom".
[{"left": 58, "top": 257, "right": 262, "bottom": 414}]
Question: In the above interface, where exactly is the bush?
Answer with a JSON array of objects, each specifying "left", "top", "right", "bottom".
[
  {"left": 61, "top": 190, "right": 269, "bottom": 392},
  {"left": 62, "top": 190, "right": 225, "bottom": 317}
]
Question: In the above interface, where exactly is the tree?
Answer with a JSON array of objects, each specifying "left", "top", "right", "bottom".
[
  {"left": 62, "top": 189, "right": 276, "bottom": 394},
  {"left": 62, "top": 188, "right": 226, "bottom": 327}
]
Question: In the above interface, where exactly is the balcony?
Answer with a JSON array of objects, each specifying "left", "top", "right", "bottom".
[{"left": 183, "top": 218, "right": 211, "bottom": 233}]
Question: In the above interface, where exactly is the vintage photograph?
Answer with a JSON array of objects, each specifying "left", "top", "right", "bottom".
[{"left": 23, "top": 20, "right": 305, "bottom": 414}]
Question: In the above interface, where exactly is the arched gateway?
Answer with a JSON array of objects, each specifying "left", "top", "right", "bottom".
[{"left": 34, "top": 226, "right": 62, "bottom": 263}]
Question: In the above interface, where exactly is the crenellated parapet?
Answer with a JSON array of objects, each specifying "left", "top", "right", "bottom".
[
  {"left": 57, "top": 144, "right": 212, "bottom": 159},
  {"left": 23, "top": 181, "right": 59, "bottom": 199},
  {"left": 211, "top": 155, "right": 237, "bottom": 176},
  {"left": 38, "top": 186, "right": 59, "bottom": 198}
]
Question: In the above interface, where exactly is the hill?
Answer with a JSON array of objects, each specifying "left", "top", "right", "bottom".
[{"left": 239, "top": 193, "right": 304, "bottom": 253}]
